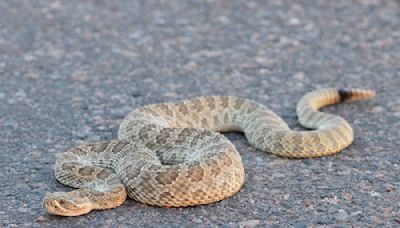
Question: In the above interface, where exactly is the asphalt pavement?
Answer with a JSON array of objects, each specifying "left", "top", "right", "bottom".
[{"left": 0, "top": 0, "right": 399, "bottom": 227}]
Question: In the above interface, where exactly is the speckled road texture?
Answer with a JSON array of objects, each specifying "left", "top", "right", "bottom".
[{"left": 0, "top": 0, "right": 399, "bottom": 227}]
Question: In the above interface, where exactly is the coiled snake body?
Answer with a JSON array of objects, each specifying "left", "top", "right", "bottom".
[{"left": 44, "top": 88, "right": 375, "bottom": 216}]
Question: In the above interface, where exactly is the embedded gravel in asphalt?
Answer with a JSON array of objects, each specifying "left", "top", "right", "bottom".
[{"left": 1, "top": 0, "right": 399, "bottom": 227}]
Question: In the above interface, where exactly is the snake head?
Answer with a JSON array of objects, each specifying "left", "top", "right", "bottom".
[{"left": 43, "top": 191, "right": 92, "bottom": 216}]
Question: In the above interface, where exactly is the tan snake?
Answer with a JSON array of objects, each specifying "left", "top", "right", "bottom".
[{"left": 44, "top": 88, "right": 375, "bottom": 216}]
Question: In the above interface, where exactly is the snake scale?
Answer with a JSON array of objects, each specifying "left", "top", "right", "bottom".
[{"left": 44, "top": 88, "right": 375, "bottom": 216}]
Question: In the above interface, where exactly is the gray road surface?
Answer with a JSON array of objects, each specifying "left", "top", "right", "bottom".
[{"left": 0, "top": 0, "right": 399, "bottom": 227}]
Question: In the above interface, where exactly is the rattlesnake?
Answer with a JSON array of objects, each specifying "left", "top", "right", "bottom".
[{"left": 44, "top": 88, "right": 375, "bottom": 216}]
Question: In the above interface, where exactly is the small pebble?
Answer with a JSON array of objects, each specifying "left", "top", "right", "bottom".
[
  {"left": 36, "top": 216, "right": 48, "bottom": 222},
  {"left": 238, "top": 220, "right": 260, "bottom": 228},
  {"left": 334, "top": 210, "right": 349, "bottom": 221}
]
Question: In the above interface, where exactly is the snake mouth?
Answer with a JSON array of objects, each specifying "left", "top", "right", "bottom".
[{"left": 44, "top": 193, "right": 92, "bottom": 216}]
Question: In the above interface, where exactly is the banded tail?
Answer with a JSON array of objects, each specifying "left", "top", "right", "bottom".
[{"left": 254, "top": 88, "right": 376, "bottom": 158}]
